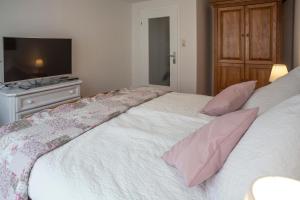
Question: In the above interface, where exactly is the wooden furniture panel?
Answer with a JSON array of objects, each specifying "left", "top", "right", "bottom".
[
  {"left": 217, "top": 63, "right": 245, "bottom": 93},
  {"left": 245, "top": 64, "right": 272, "bottom": 88},
  {"left": 211, "top": 0, "right": 282, "bottom": 95},
  {"left": 218, "top": 6, "right": 245, "bottom": 63},
  {"left": 245, "top": 3, "right": 277, "bottom": 64},
  {"left": 210, "top": 0, "right": 282, "bottom": 6}
]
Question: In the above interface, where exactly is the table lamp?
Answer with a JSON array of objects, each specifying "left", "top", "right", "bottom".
[
  {"left": 269, "top": 64, "right": 288, "bottom": 82},
  {"left": 245, "top": 177, "right": 300, "bottom": 200},
  {"left": 35, "top": 58, "right": 44, "bottom": 68}
]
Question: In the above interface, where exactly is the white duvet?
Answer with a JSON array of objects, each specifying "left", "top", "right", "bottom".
[
  {"left": 28, "top": 91, "right": 300, "bottom": 200},
  {"left": 207, "top": 94, "right": 300, "bottom": 200},
  {"left": 28, "top": 93, "right": 214, "bottom": 200}
]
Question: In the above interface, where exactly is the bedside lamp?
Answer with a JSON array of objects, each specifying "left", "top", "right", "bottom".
[
  {"left": 269, "top": 64, "right": 288, "bottom": 82},
  {"left": 245, "top": 177, "right": 300, "bottom": 200}
]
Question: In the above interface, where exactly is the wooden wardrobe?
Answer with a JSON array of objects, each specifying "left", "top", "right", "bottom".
[{"left": 210, "top": 0, "right": 283, "bottom": 95}]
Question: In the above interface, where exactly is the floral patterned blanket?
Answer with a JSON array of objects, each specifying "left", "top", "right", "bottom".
[{"left": 0, "top": 87, "right": 170, "bottom": 200}]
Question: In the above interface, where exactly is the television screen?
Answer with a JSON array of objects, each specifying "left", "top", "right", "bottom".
[{"left": 3, "top": 37, "right": 72, "bottom": 83}]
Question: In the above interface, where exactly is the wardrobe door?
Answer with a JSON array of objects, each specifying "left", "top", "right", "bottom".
[
  {"left": 245, "top": 2, "right": 277, "bottom": 64},
  {"left": 245, "top": 3, "right": 277, "bottom": 88},
  {"left": 215, "top": 6, "right": 245, "bottom": 93},
  {"left": 217, "top": 63, "right": 245, "bottom": 93},
  {"left": 245, "top": 64, "right": 272, "bottom": 88},
  {"left": 217, "top": 6, "right": 245, "bottom": 63}
]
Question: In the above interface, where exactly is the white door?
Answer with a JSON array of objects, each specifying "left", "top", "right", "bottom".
[{"left": 140, "top": 6, "right": 179, "bottom": 91}]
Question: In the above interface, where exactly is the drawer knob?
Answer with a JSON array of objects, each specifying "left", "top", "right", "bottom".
[
  {"left": 26, "top": 100, "right": 34, "bottom": 104},
  {"left": 69, "top": 90, "right": 75, "bottom": 94}
]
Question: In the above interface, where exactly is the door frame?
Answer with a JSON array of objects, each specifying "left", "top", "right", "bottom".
[{"left": 139, "top": 5, "right": 179, "bottom": 91}]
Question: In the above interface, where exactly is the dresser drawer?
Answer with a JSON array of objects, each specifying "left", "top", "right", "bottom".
[
  {"left": 16, "top": 97, "right": 80, "bottom": 120},
  {"left": 16, "top": 85, "right": 80, "bottom": 112}
]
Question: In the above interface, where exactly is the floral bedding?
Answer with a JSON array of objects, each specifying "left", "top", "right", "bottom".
[{"left": 0, "top": 87, "right": 170, "bottom": 200}]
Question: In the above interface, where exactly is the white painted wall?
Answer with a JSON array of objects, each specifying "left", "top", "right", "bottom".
[
  {"left": 131, "top": 0, "right": 198, "bottom": 93},
  {"left": 282, "top": 0, "right": 294, "bottom": 70},
  {"left": 0, "top": 0, "right": 132, "bottom": 97},
  {"left": 197, "top": 0, "right": 211, "bottom": 95},
  {"left": 294, "top": 0, "right": 300, "bottom": 67}
]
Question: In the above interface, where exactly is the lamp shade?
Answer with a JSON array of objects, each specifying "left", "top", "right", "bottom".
[
  {"left": 35, "top": 58, "right": 44, "bottom": 68},
  {"left": 245, "top": 177, "right": 300, "bottom": 200},
  {"left": 269, "top": 64, "right": 288, "bottom": 82}
]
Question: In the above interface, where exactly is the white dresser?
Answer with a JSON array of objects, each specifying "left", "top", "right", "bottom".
[{"left": 0, "top": 80, "right": 82, "bottom": 125}]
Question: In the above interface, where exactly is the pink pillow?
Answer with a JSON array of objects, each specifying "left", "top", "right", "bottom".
[
  {"left": 202, "top": 81, "right": 257, "bottom": 116},
  {"left": 162, "top": 108, "right": 258, "bottom": 187}
]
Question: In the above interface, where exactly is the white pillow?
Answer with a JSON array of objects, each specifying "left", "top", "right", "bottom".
[
  {"left": 206, "top": 94, "right": 300, "bottom": 200},
  {"left": 243, "top": 67, "right": 300, "bottom": 115}
]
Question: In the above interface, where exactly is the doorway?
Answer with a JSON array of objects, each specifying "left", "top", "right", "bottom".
[{"left": 140, "top": 6, "right": 178, "bottom": 90}]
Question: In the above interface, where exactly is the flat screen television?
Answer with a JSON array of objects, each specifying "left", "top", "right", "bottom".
[{"left": 3, "top": 37, "right": 72, "bottom": 83}]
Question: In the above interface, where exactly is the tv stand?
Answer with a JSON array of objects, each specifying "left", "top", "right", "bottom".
[
  {"left": 17, "top": 77, "right": 80, "bottom": 90},
  {"left": 0, "top": 79, "right": 82, "bottom": 125}
]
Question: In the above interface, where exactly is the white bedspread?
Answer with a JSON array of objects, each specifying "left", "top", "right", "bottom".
[{"left": 28, "top": 92, "right": 214, "bottom": 200}]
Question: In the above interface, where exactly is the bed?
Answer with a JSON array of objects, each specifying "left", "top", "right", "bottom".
[
  {"left": 1, "top": 67, "right": 300, "bottom": 200},
  {"left": 28, "top": 92, "right": 214, "bottom": 200}
]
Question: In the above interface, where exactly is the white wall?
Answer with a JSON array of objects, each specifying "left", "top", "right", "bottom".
[
  {"left": 0, "top": 0, "right": 132, "bottom": 97},
  {"left": 294, "top": 0, "right": 300, "bottom": 67},
  {"left": 282, "top": 0, "right": 294, "bottom": 70},
  {"left": 131, "top": 0, "right": 198, "bottom": 93},
  {"left": 197, "top": 0, "right": 211, "bottom": 95}
]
